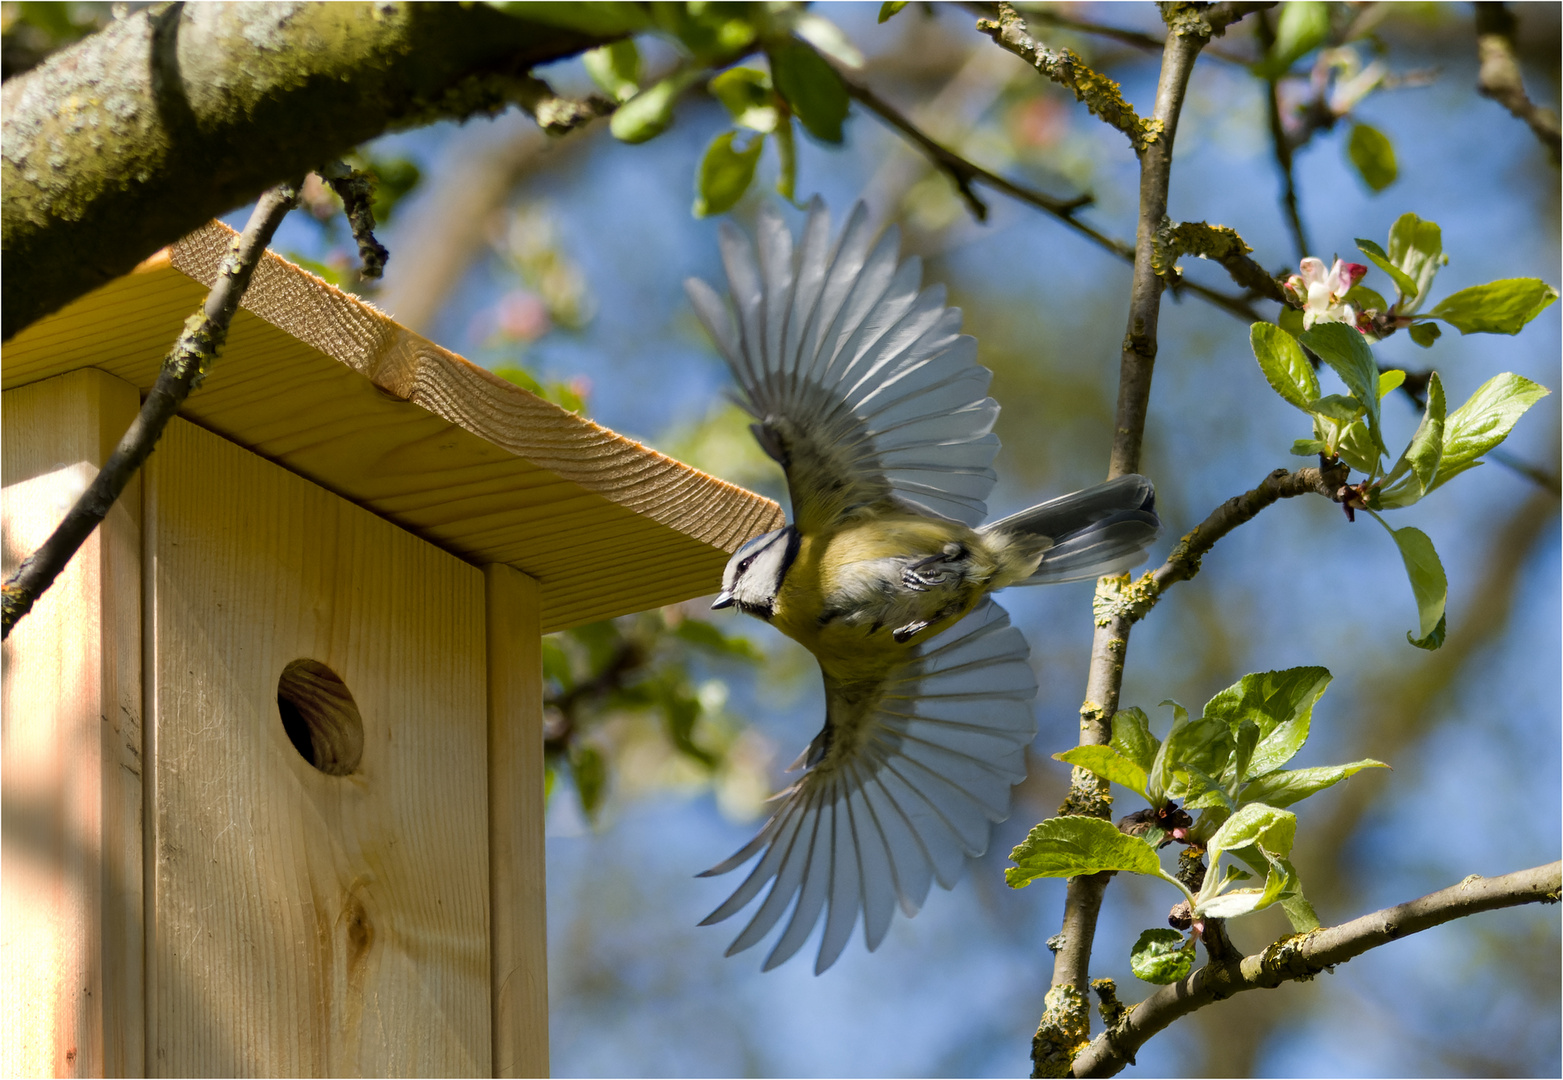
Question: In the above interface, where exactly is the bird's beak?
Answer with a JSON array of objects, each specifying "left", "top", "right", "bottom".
[{"left": 711, "top": 590, "right": 735, "bottom": 610}]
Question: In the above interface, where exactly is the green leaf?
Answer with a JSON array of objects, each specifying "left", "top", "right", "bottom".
[
  {"left": 1429, "top": 278, "right": 1560, "bottom": 335},
  {"left": 693, "top": 131, "right": 764, "bottom": 218},
  {"left": 610, "top": 68, "right": 701, "bottom": 144},
  {"left": 1130, "top": 929, "right": 1195, "bottom": 985},
  {"left": 1377, "top": 369, "right": 1406, "bottom": 399},
  {"left": 793, "top": 13, "right": 865, "bottom": 68},
  {"left": 1204, "top": 667, "right": 1332, "bottom": 776},
  {"left": 1355, "top": 237, "right": 1419, "bottom": 305},
  {"left": 1376, "top": 519, "right": 1447, "bottom": 648},
  {"left": 709, "top": 66, "right": 779, "bottom": 132},
  {"left": 1006, "top": 816, "right": 1163, "bottom": 888},
  {"left": 1409, "top": 612, "right": 1446, "bottom": 651},
  {"left": 1386, "top": 213, "right": 1446, "bottom": 314},
  {"left": 1161, "top": 717, "right": 1234, "bottom": 800},
  {"left": 1407, "top": 321, "right": 1442, "bottom": 348},
  {"left": 1307, "top": 394, "right": 1365, "bottom": 424},
  {"left": 1435, "top": 373, "right": 1551, "bottom": 482},
  {"left": 570, "top": 743, "right": 607, "bottom": 820},
  {"left": 1111, "top": 707, "right": 1160, "bottom": 773},
  {"left": 497, "top": 0, "right": 651, "bottom": 34},
  {"left": 1290, "top": 438, "right": 1328, "bottom": 457},
  {"left": 1198, "top": 851, "right": 1292, "bottom": 919},
  {"left": 1240, "top": 759, "right": 1389, "bottom": 808},
  {"left": 1226, "top": 720, "right": 1260, "bottom": 793},
  {"left": 1348, "top": 284, "right": 1390, "bottom": 314},
  {"left": 769, "top": 39, "right": 849, "bottom": 143},
  {"left": 1251, "top": 322, "right": 1320, "bottom": 410},
  {"left": 672, "top": 618, "right": 762, "bottom": 661},
  {"left": 1280, "top": 888, "right": 1322, "bottom": 932},
  {"left": 1376, "top": 371, "right": 1445, "bottom": 508},
  {"left": 649, "top": 3, "right": 756, "bottom": 61},
  {"left": 1335, "top": 419, "right": 1380, "bottom": 475},
  {"left": 583, "top": 40, "right": 642, "bottom": 102},
  {"left": 879, "top": 1, "right": 909, "bottom": 22},
  {"left": 1056, "top": 745, "right": 1149, "bottom": 799},
  {"left": 773, "top": 115, "right": 798, "bottom": 202},
  {"left": 1253, "top": 0, "right": 1329, "bottom": 78},
  {"left": 1300, "top": 323, "right": 1381, "bottom": 447},
  {"left": 1179, "top": 764, "right": 1236, "bottom": 812},
  {"left": 1208, "top": 803, "right": 1297, "bottom": 866},
  {"left": 1347, "top": 123, "right": 1397, "bottom": 192}
]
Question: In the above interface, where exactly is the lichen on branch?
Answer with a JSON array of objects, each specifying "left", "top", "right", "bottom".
[
  {"left": 977, "top": 3, "right": 1164, "bottom": 153},
  {"left": 1153, "top": 218, "right": 1291, "bottom": 302}
]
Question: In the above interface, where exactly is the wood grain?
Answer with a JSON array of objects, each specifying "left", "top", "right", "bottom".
[
  {"left": 1, "top": 229, "right": 785, "bottom": 632},
  {"left": 2, "top": 370, "right": 145, "bottom": 1077},
  {"left": 144, "top": 417, "right": 491, "bottom": 1076},
  {"left": 484, "top": 565, "right": 549, "bottom": 1078}
]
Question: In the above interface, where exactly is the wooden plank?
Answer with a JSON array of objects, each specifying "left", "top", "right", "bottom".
[
  {"left": 484, "top": 566, "right": 549, "bottom": 1078},
  {"left": 2, "top": 370, "right": 145, "bottom": 1077},
  {"left": 1, "top": 229, "right": 784, "bottom": 632},
  {"left": 144, "top": 417, "right": 491, "bottom": 1076}
]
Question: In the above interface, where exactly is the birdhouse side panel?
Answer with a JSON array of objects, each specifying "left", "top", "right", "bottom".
[
  {"left": 1, "top": 370, "right": 146, "bottom": 1078},
  {"left": 144, "top": 418, "right": 491, "bottom": 1076}
]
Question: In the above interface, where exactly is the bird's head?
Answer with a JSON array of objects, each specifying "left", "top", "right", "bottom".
[{"left": 711, "top": 526, "right": 799, "bottom": 619}]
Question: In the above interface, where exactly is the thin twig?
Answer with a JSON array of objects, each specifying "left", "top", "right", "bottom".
[
  {"left": 319, "top": 160, "right": 390, "bottom": 279},
  {"left": 978, "top": 3, "right": 1163, "bottom": 153},
  {"left": 843, "top": 78, "right": 1094, "bottom": 222},
  {"left": 1093, "top": 464, "right": 1350, "bottom": 630},
  {"left": 845, "top": 76, "right": 1266, "bottom": 322},
  {"left": 1253, "top": 9, "right": 1311, "bottom": 263},
  {"left": 1474, "top": 3, "right": 1561, "bottom": 163},
  {"left": 1070, "top": 860, "right": 1563, "bottom": 1077},
  {"left": 1, "top": 181, "right": 302, "bottom": 639},
  {"left": 974, "top": 2, "right": 1254, "bottom": 65}
]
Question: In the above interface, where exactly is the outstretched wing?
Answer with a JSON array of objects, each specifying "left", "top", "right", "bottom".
[
  {"left": 685, "top": 201, "right": 1000, "bottom": 531},
  {"left": 698, "top": 599, "right": 1037, "bottom": 974}
]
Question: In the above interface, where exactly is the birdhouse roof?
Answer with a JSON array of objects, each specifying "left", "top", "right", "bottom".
[{"left": 3, "top": 222, "right": 783, "bottom": 632}]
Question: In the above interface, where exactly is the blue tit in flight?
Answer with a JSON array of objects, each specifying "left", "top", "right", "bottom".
[{"left": 686, "top": 201, "right": 1161, "bottom": 974}]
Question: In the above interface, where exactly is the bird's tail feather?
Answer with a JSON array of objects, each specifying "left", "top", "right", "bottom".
[{"left": 982, "top": 474, "right": 1162, "bottom": 585}]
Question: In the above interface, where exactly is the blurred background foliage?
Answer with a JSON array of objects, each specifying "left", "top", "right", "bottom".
[{"left": 9, "top": 2, "right": 1556, "bottom": 1075}]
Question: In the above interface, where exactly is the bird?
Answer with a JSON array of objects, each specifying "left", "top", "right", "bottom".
[{"left": 686, "top": 200, "right": 1161, "bottom": 974}]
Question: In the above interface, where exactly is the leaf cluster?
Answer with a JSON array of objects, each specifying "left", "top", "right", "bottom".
[
  {"left": 1252, "top": 212, "right": 1552, "bottom": 648},
  {"left": 528, "top": 2, "right": 864, "bottom": 216},
  {"left": 541, "top": 607, "right": 762, "bottom": 820},
  {"left": 1011, "top": 667, "right": 1387, "bottom": 983}
]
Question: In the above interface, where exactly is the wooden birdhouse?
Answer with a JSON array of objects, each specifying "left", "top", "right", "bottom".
[{"left": 1, "top": 224, "right": 782, "bottom": 1077}]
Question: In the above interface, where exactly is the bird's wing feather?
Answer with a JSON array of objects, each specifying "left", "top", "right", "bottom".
[
  {"left": 686, "top": 201, "right": 1000, "bottom": 531},
  {"left": 698, "top": 599, "right": 1037, "bottom": 973}
]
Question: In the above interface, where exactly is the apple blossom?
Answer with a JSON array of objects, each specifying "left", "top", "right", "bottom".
[{"left": 1284, "top": 256, "right": 1368, "bottom": 330}]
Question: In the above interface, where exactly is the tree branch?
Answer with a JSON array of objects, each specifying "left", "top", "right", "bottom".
[
  {"left": 1032, "top": 8, "right": 1268, "bottom": 1072},
  {"left": 1070, "top": 861, "right": 1563, "bottom": 1077},
  {"left": 1474, "top": 3, "right": 1562, "bottom": 164},
  {"left": 1, "top": 181, "right": 301, "bottom": 639},
  {"left": 847, "top": 68, "right": 1265, "bottom": 322},
  {"left": 1092, "top": 463, "right": 1351, "bottom": 630},
  {"left": 1, "top": 2, "right": 611, "bottom": 339},
  {"left": 978, "top": 3, "right": 1164, "bottom": 153}
]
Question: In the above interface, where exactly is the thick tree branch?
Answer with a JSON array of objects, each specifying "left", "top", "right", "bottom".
[
  {"left": 1, "top": 182, "right": 300, "bottom": 639},
  {"left": 1, "top": 2, "right": 611, "bottom": 339},
  {"left": 1071, "top": 861, "right": 1563, "bottom": 1077},
  {"left": 1474, "top": 3, "right": 1561, "bottom": 163}
]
